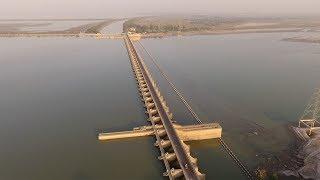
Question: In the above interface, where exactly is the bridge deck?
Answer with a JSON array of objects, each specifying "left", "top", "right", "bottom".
[{"left": 124, "top": 34, "right": 202, "bottom": 180}]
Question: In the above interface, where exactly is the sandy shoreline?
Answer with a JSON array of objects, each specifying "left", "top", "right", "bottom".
[{"left": 283, "top": 37, "right": 320, "bottom": 44}]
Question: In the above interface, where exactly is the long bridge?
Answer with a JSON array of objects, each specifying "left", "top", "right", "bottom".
[
  {"left": 124, "top": 34, "right": 206, "bottom": 179},
  {"left": 98, "top": 34, "right": 253, "bottom": 180},
  {"left": 1, "top": 22, "right": 254, "bottom": 179}
]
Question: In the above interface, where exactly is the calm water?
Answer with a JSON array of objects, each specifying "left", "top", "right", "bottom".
[
  {"left": 0, "top": 20, "right": 103, "bottom": 32},
  {"left": 137, "top": 32, "right": 320, "bottom": 168},
  {"left": 100, "top": 20, "right": 125, "bottom": 34},
  {"left": 0, "top": 33, "right": 319, "bottom": 180}
]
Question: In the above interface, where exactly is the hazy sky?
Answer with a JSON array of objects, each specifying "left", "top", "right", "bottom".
[{"left": 2, "top": 0, "right": 320, "bottom": 19}]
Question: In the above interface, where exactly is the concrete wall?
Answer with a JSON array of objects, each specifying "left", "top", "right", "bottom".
[
  {"left": 98, "top": 123, "right": 222, "bottom": 141},
  {"left": 98, "top": 129, "right": 154, "bottom": 140},
  {"left": 177, "top": 128, "right": 222, "bottom": 141},
  {"left": 176, "top": 123, "right": 222, "bottom": 141}
]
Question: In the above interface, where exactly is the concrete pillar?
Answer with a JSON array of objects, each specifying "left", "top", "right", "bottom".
[
  {"left": 163, "top": 168, "right": 183, "bottom": 179},
  {"left": 168, "top": 113, "right": 173, "bottom": 120},
  {"left": 181, "top": 142, "right": 190, "bottom": 152},
  {"left": 152, "top": 116, "right": 161, "bottom": 123},
  {"left": 155, "top": 139, "right": 171, "bottom": 149},
  {"left": 145, "top": 97, "right": 153, "bottom": 102},
  {"left": 157, "top": 129, "right": 166, "bottom": 137},
  {"left": 140, "top": 84, "right": 147, "bottom": 88},
  {"left": 152, "top": 81, "right": 157, "bottom": 87},
  {"left": 158, "top": 152, "right": 177, "bottom": 162},
  {"left": 187, "top": 155, "right": 198, "bottom": 165},
  {"left": 146, "top": 102, "right": 155, "bottom": 108},
  {"left": 197, "top": 173, "right": 206, "bottom": 180},
  {"left": 155, "top": 87, "right": 160, "bottom": 95},
  {"left": 164, "top": 106, "right": 170, "bottom": 114},
  {"left": 159, "top": 96, "right": 164, "bottom": 102},
  {"left": 149, "top": 109, "right": 158, "bottom": 116},
  {"left": 161, "top": 100, "right": 167, "bottom": 107},
  {"left": 143, "top": 93, "right": 151, "bottom": 99},
  {"left": 140, "top": 88, "right": 148, "bottom": 92}
]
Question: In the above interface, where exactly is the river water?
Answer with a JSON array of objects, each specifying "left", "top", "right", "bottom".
[
  {"left": 0, "top": 20, "right": 104, "bottom": 32},
  {"left": 0, "top": 32, "right": 319, "bottom": 180},
  {"left": 100, "top": 20, "right": 125, "bottom": 34}
]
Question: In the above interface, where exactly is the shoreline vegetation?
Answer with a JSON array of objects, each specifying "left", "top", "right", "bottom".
[
  {"left": 136, "top": 28, "right": 303, "bottom": 39},
  {"left": 1, "top": 15, "right": 320, "bottom": 40},
  {"left": 123, "top": 16, "right": 320, "bottom": 40}
]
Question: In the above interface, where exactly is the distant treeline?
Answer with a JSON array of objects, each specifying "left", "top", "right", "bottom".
[
  {"left": 123, "top": 15, "right": 252, "bottom": 33},
  {"left": 123, "top": 23, "right": 211, "bottom": 33},
  {"left": 123, "top": 15, "right": 320, "bottom": 34},
  {"left": 123, "top": 17, "right": 220, "bottom": 33}
]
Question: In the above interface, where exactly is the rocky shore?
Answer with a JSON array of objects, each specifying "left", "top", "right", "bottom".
[{"left": 278, "top": 127, "right": 320, "bottom": 179}]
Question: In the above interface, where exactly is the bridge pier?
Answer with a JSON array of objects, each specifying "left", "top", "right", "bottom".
[{"left": 98, "top": 123, "right": 221, "bottom": 141}]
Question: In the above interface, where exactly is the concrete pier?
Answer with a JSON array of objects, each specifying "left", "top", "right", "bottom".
[
  {"left": 175, "top": 123, "right": 222, "bottom": 141},
  {"left": 99, "top": 123, "right": 222, "bottom": 141},
  {"left": 98, "top": 126, "right": 154, "bottom": 140}
]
